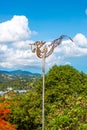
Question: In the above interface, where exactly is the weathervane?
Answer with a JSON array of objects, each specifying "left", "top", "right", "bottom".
[{"left": 29, "top": 35, "right": 73, "bottom": 130}]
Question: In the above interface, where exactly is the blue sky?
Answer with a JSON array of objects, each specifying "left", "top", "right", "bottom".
[{"left": 0, "top": 0, "right": 87, "bottom": 73}]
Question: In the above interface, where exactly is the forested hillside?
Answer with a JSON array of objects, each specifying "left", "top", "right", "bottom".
[
  {"left": 0, "top": 70, "right": 40, "bottom": 91},
  {"left": 0, "top": 65, "right": 87, "bottom": 130}
]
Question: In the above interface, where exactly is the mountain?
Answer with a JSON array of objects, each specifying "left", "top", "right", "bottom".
[
  {"left": 0, "top": 70, "right": 41, "bottom": 83},
  {"left": 0, "top": 70, "right": 40, "bottom": 76},
  {"left": 6, "top": 70, "right": 32, "bottom": 75},
  {"left": 0, "top": 69, "right": 41, "bottom": 91}
]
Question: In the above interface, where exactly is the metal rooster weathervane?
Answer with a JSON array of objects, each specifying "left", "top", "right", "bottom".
[
  {"left": 29, "top": 35, "right": 73, "bottom": 130},
  {"left": 30, "top": 35, "right": 73, "bottom": 58}
]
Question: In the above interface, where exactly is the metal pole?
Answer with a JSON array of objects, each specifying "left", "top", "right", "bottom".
[
  {"left": 42, "top": 53, "right": 45, "bottom": 130},
  {"left": 29, "top": 35, "right": 73, "bottom": 130}
]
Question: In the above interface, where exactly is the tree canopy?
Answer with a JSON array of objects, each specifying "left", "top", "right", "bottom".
[{"left": 0, "top": 65, "right": 87, "bottom": 130}]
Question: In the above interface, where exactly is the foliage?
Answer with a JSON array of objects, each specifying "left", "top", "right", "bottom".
[
  {"left": 0, "top": 72, "right": 40, "bottom": 91},
  {"left": 0, "top": 102, "right": 16, "bottom": 130},
  {"left": 1, "top": 65, "right": 87, "bottom": 130},
  {"left": 7, "top": 92, "right": 42, "bottom": 130}
]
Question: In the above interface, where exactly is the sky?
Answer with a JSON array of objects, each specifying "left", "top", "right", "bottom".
[{"left": 0, "top": 0, "right": 87, "bottom": 73}]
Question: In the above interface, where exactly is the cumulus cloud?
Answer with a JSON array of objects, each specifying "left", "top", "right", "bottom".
[
  {"left": 44, "top": 33, "right": 87, "bottom": 70},
  {"left": 53, "top": 33, "right": 87, "bottom": 57},
  {"left": 0, "top": 15, "right": 39, "bottom": 70},
  {"left": 13, "top": 40, "right": 34, "bottom": 49},
  {"left": 0, "top": 15, "right": 31, "bottom": 43},
  {"left": 73, "top": 33, "right": 87, "bottom": 47},
  {"left": 0, "top": 15, "right": 87, "bottom": 72},
  {"left": 1, "top": 32, "right": 87, "bottom": 72}
]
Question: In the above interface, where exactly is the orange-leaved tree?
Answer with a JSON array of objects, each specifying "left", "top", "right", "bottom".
[{"left": 0, "top": 102, "right": 16, "bottom": 130}]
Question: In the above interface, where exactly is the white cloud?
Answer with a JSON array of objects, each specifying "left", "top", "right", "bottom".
[
  {"left": 73, "top": 33, "right": 87, "bottom": 47},
  {"left": 52, "top": 33, "right": 87, "bottom": 57},
  {"left": 64, "top": 62, "right": 71, "bottom": 65},
  {"left": 13, "top": 40, "right": 34, "bottom": 49},
  {"left": 44, "top": 33, "right": 87, "bottom": 70},
  {"left": 0, "top": 15, "right": 40, "bottom": 71},
  {"left": 0, "top": 62, "right": 13, "bottom": 68},
  {"left": 0, "top": 15, "right": 87, "bottom": 72},
  {"left": 1, "top": 32, "right": 87, "bottom": 71},
  {"left": 0, "top": 15, "right": 31, "bottom": 43}
]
